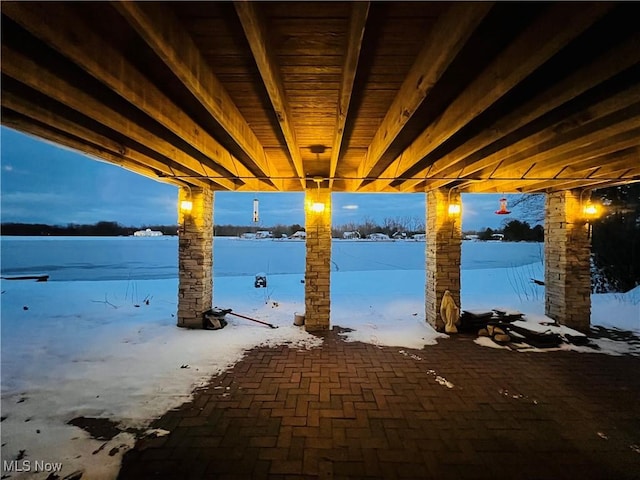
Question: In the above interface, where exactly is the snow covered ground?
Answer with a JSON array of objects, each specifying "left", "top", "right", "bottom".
[{"left": 1, "top": 237, "right": 638, "bottom": 479}]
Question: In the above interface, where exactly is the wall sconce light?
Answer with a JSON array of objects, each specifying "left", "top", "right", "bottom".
[
  {"left": 447, "top": 187, "right": 461, "bottom": 216},
  {"left": 583, "top": 203, "right": 598, "bottom": 218},
  {"left": 307, "top": 176, "right": 326, "bottom": 214},
  {"left": 180, "top": 200, "right": 193, "bottom": 213},
  {"left": 310, "top": 202, "right": 325, "bottom": 213},
  {"left": 580, "top": 189, "right": 600, "bottom": 221}
]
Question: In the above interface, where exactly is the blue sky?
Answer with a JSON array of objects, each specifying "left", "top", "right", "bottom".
[{"left": 0, "top": 127, "right": 531, "bottom": 230}]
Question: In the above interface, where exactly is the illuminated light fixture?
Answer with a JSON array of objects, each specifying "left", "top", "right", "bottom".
[
  {"left": 307, "top": 176, "right": 326, "bottom": 214},
  {"left": 447, "top": 187, "right": 461, "bottom": 216},
  {"left": 448, "top": 203, "right": 461, "bottom": 215},
  {"left": 583, "top": 203, "right": 598, "bottom": 217},
  {"left": 310, "top": 202, "right": 325, "bottom": 213},
  {"left": 495, "top": 196, "right": 511, "bottom": 215},
  {"left": 180, "top": 200, "right": 193, "bottom": 213}
]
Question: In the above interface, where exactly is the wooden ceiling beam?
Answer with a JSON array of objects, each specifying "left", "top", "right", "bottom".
[
  {"left": 481, "top": 106, "right": 640, "bottom": 180},
  {"left": 113, "top": 1, "right": 280, "bottom": 185},
  {"left": 367, "top": 2, "right": 612, "bottom": 192},
  {"left": 234, "top": 1, "right": 306, "bottom": 189},
  {"left": 1, "top": 90, "right": 212, "bottom": 189},
  {"left": 1, "top": 2, "right": 269, "bottom": 192},
  {"left": 329, "top": 1, "right": 370, "bottom": 190},
  {"left": 394, "top": 32, "right": 640, "bottom": 192},
  {"left": 405, "top": 84, "right": 640, "bottom": 193},
  {"left": 1, "top": 44, "right": 239, "bottom": 191},
  {"left": 1, "top": 114, "right": 198, "bottom": 190},
  {"left": 351, "top": 2, "right": 492, "bottom": 190},
  {"left": 466, "top": 171, "right": 640, "bottom": 195},
  {"left": 461, "top": 126, "right": 640, "bottom": 193}
]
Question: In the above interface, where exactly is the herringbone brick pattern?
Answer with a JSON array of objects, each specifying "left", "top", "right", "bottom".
[{"left": 118, "top": 330, "right": 640, "bottom": 480}]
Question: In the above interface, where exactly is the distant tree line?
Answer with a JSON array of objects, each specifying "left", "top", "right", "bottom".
[
  {"left": 0, "top": 221, "right": 179, "bottom": 236},
  {"left": 331, "top": 215, "right": 425, "bottom": 238}
]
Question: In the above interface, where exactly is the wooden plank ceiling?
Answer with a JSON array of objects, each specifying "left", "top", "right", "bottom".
[{"left": 1, "top": 1, "right": 639, "bottom": 194}]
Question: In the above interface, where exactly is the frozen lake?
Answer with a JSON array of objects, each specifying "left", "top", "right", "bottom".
[{"left": 0, "top": 236, "right": 544, "bottom": 281}]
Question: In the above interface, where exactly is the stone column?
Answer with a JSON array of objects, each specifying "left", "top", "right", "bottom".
[
  {"left": 304, "top": 187, "right": 332, "bottom": 332},
  {"left": 545, "top": 191, "right": 591, "bottom": 331},
  {"left": 177, "top": 186, "right": 214, "bottom": 328},
  {"left": 425, "top": 189, "right": 462, "bottom": 331}
]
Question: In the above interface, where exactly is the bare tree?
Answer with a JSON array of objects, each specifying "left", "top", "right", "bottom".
[{"left": 507, "top": 194, "right": 545, "bottom": 225}]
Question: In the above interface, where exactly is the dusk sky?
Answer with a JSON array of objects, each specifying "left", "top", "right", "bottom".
[{"left": 0, "top": 127, "right": 534, "bottom": 231}]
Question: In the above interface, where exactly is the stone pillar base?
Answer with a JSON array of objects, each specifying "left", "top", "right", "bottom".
[
  {"left": 425, "top": 189, "right": 461, "bottom": 331},
  {"left": 305, "top": 187, "right": 332, "bottom": 332},
  {"left": 177, "top": 187, "right": 213, "bottom": 328},
  {"left": 545, "top": 191, "right": 591, "bottom": 332}
]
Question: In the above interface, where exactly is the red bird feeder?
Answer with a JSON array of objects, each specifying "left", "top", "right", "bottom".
[{"left": 495, "top": 197, "right": 511, "bottom": 215}]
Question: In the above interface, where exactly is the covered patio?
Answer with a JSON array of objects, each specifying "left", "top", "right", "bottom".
[{"left": 2, "top": 1, "right": 639, "bottom": 335}]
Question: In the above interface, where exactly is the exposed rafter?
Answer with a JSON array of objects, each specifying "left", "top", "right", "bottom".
[
  {"left": 234, "top": 1, "right": 306, "bottom": 189},
  {"left": 329, "top": 1, "right": 369, "bottom": 190},
  {"left": 1, "top": 91, "right": 212, "bottom": 189},
  {"left": 1, "top": 1, "right": 273, "bottom": 191},
  {"left": 367, "top": 3, "right": 612, "bottom": 192},
  {"left": 113, "top": 1, "right": 278, "bottom": 185},
  {"left": 1, "top": 2, "right": 637, "bottom": 197},
  {"left": 351, "top": 2, "right": 492, "bottom": 190},
  {"left": 393, "top": 33, "right": 640, "bottom": 193},
  {"left": 2, "top": 44, "right": 240, "bottom": 191}
]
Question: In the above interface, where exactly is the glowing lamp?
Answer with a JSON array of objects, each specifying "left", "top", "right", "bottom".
[
  {"left": 180, "top": 200, "right": 193, "bottom": 213},
  {"left": 448, "top": 203, "right": 461, "bottom": 215},
  {"left": 583, "top": 203, "right": 598, "bottom": 217},
  {"left": 310, "top": 202, "right": 325, "bottom": 213}
]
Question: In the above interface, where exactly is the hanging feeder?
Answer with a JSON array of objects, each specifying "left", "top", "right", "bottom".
[
  {"left": 495, "top": 197, "right": 511, "bottom": 215},
  {"left": 252, "top": 198, "right": 259, "bottom": 223}
]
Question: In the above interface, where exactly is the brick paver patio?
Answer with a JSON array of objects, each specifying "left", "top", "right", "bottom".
[{"left": 118, "top": 329, "right": 640, "bottom": 479}]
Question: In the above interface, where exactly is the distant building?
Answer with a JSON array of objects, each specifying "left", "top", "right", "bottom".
[
  {"left": 255, "top": 230, "right": 273, "bottom": 239},
  {"left": 290, "top": 230, "right": 307, "bottom": 239},
  {"left": 412, "top": 233, "right": 426, "bottom": 241},
  {"left": 240, "top": 232, "right": 256, "bottom": 239},
  {"left": 367, "top": 233, "right": 390, "bottom": 241},
  {"left": 343, "top": 231, "right": 360, "bottom": 239},
  {"left": 133, "top": 228, "right": 163, "bottom": 237},
  {"left": 491, "top": 233, "right": 504, "bottom": 241},
  {"left": 464, "top": 234, "right": 479, "bottom": 241}
]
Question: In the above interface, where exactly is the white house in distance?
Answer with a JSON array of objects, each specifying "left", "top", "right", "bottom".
[
  {"left": 289, "top": 230, "right": 307, "bottom": 239},
  {"left": 133, "top": 228, "right": 163, "bottom": 237}
]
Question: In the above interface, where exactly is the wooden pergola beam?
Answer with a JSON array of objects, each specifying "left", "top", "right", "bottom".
[
  {"left": 480, "top": 105, "right": 640, "bottom": 180},
  {"left": 393, "top": 33, "right": 640, "bottom": 192},
  {"left": 1, "top": 44, "right": 239, "bottom": 191},
  {"left": 329, "top": 1, "right": 370, "bottom": 190},
  {"left": 351, "top": 2, "right": 492, "bottom": 190},
  {"left": 462, "top": 125, "right": 640, "bottom": 193},
  {"left": 2, "top": 2, "right": 269, "bottom": 191},
  {"left": 366, "top": 3, "right": 612, "bottom": 192},
  {"left": 1, "top": 113, "right": 193, "bottom": 189},
  {"left": 1, "top": 90, "right": 213, "bottom": 189},
  {"left": 113, "top": 1, "right": 278, "bottom": 184},
  {"left": 415, "top": 85, "right": 640, "bottom": 192},
  {"left": 234, "top": 1, "right": 306, "bottom": 189}
]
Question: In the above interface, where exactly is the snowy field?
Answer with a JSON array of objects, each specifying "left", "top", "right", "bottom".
[{"left": 1, "top": 237, "right": 639, "bottom": 479}]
